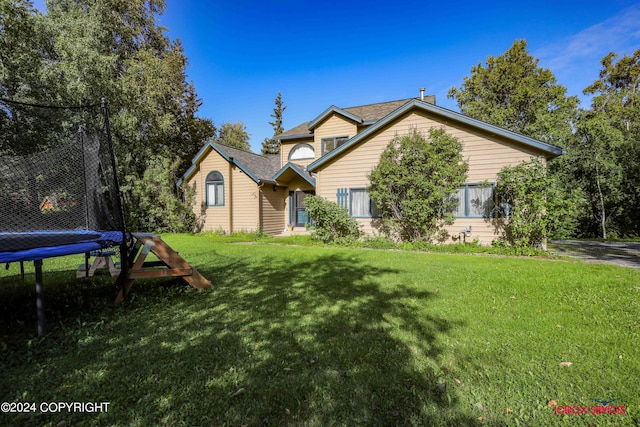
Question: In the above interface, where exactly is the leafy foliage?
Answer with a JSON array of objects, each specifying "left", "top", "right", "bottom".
[
  {"left": 126, "top": 153, "right": 196, "bottom": 232},
  {"left": 447, "top": 39, "right": 578, "bottom": 146},
  {"left": 368, "top": 127, "right": 468, "bottom": 242},
  {"left": 567, "top": 112, "right": 625, "bottom": 238},
  {"left": 304, "top": 194, "right": 362, "bottom": 244},
  {"left": 578, "top": 49, "right": 640, "bottom": 237},
  {"left": 493, "top": 158, "right": 579, "bottom": 249},
  {"left": 217, "top": 121, "right": 250, "bottom": 150},
  {"left": 0, "top": 0, "right": 215, "bottom": 231}
]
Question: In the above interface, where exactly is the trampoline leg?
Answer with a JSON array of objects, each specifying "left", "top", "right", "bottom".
[
  {"left": 34, "top": 260, "right": 46, "bottom": 337},
  {"left": 20, "top": 262, "right": 25, "bottom": 280}
]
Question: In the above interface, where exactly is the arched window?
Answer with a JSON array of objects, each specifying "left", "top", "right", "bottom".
[
  {"left": 206, "top": 171, "right": 224, "bottom": 206},
  {"left": 288, "top": 143, "right": 315, "bottom": 161}
]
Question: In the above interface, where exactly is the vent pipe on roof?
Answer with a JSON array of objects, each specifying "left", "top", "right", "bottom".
[{"left": 420, "top": 87, "right": 425, "bottom": 101}]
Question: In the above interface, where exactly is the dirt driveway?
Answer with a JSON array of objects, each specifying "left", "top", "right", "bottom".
[{"left": 548, "top": 240, "right": 640, "bottom": 269}]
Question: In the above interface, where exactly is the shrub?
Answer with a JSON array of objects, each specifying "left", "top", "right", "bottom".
[
  {"left": 493, "top": 157, "right": 578, "bottom": 250},
  {"left": 368, "top": 127, "right": 468, "bottom": 242},
  {"left": 127, "top": 154, "right": 196, "bottom": 233},
  {"left": 304, "top": 195, "right": 362, "bottom": 244}
]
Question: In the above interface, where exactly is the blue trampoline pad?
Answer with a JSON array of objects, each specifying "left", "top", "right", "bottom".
[{"left": 0, "top": 230, "right": 124, "bottom": 263}]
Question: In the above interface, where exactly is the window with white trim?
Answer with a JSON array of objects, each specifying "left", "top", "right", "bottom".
[
  {"left": 206, "top": 171, "right": 224, "bottom": 206},
  {"left": 288, "top": 143, "right": 315, "bottom": 160},
  {"left": 322, "top": 136, "right": 348, "bottom": 155}
]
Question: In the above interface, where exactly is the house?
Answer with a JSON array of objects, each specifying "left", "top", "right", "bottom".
[{"left": 179, "top": 93, "right": 563, "bottom": 243}]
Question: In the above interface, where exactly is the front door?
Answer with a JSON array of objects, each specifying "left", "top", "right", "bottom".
[{"left": 290, "top": 190, "right": 314, "bottom": 227}]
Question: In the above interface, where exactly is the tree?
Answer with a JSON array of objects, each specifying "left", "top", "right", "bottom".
[
  {"left": 217, "top": 121, "right": 250, "bottom": 150},
  {"left": 494, "top": 158, "right": 576, "bottom": 250},
  {"left": 368, "top": 127, "right": 468, "bottom": 242},
  {"left": 0, "top": 0, "right": 215, "bottom": 231},
  {"left": 448, "top": 39, "right": 578, "bottom": 146},
  {"left": 0, "top": 1, "right": 58, "bottom": 154},
  {"left": 581, "top": 49, "right": 640, "bottom": 236},
  {"left": 261, "top": 91, "right": 286, "bottom": 155},
  {"left": 569, "top": 112, "right": 625, "bottom": 239},
  {"left": 128, "top": 152, "right": 197, "bottom": 233}
]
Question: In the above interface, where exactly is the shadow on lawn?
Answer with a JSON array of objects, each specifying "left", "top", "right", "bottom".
[{"left": 1, "top": 250, "right": 483, "bottom": 426}]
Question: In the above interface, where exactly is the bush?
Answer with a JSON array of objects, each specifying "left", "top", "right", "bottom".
[
  {"left": 368, "top": 127, "right": 468, "bottom": 242},
  {"left": 304, "top": 195, "right": 362, "bottom": 244},
  {"left": 493, "top": 158, "right": 578, "bottom": 250},
  {"left": 126, "top": 154, "right": 196, "bottom": 233}
]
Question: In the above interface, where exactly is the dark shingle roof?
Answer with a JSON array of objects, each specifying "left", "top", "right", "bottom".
[
  {"left": 276, "top": 121, "right": 312, "bottom": 139},
  {"left": 276, "top": 96, "right": 436, "bottom": 139},
  {"left": 213, "top": 143, "right": 281, "bottom": 183}
]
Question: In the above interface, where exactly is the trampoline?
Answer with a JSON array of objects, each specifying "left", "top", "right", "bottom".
[
  {"left": 0, "top": 230, "right": 122, "bottom": 261},
  {"left": 1, "top": 98, "right": 129, "bottom": 336}
]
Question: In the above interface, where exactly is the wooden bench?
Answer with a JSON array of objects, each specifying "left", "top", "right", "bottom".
[{"left": 114, "top": 234, "right": 211, "bottom": 304}]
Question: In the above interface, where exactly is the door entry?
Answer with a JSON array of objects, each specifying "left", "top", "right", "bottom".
[{"left": 290, "top": 190, "right": 314, "bottom": 227}]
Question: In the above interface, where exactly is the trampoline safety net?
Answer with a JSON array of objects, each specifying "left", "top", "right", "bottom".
[{"left": 0, "top": 99, "right": 126, "bottom": 258}]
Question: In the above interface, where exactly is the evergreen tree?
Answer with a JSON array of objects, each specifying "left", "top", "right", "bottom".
[
  {"left": 448, "top": 39, "right": 578, "bottom": 146},
  {"left": 261, "top": 91, "right": 286, "bottom": 155}
]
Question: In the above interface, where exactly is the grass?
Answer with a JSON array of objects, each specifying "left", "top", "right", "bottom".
[{"left": 1, "top": 234, "right": 638, "bottom": 426}]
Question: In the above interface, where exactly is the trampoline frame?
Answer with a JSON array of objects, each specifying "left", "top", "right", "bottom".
[{"left": 0, "top": 99, "right": 129, "bottom": 336}]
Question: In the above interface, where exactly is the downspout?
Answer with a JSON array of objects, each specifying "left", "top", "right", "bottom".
[
  {"left": 228, "top": 158, "right": 233, "bottom": 233},
  {"left": 257, "top": 181, "right": 265, "bottom": 233}
]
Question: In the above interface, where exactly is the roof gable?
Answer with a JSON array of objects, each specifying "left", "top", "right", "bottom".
[
  {"left": 273, "top": 162, "right": 316, "bottom": 187},
  {"left": 307, "top": 105, "right": 363, "bottom": 130},
  {"left": 277, "top": 98, "right": 429, "bottom": 140},
  {"left": 178, "top": 142, "right": 280, "bottom": 186},
  {"left": 307, "top": 99, "right": 564, "bottom": 172}
]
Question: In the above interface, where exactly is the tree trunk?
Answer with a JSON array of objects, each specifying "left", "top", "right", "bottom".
[{"left": 595, "top": 159, "right": 607, "bottom": 239}]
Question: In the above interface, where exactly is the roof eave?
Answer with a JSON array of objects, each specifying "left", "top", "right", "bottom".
[
  {"left": 177, "top": 141, "right": 216, "bottom": 187},
  {"left": 177, "top": 141, "right": 266, "bottom": 186},
  {"left": 307, "top": 105, "right": 363, "bottom": 130},
  {"left": 273, "top": 162, "right": 316, "bottom": 187},
  {"left": 308, "top": 99, "right": 565, "bottom": 171},
  {"left": 277, "top": 133, "right": 313, "bottom": 141}
]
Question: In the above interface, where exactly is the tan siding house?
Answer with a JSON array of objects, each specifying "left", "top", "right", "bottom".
[
  {"left": 179, "top": 143, "right": 281, "bottom": 233},
  {"left": 180, "top": 95, "right": 563, "bottom": 243}
]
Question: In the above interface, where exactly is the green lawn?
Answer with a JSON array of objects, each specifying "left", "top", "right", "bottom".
[{"left": 1, "top": 234, "right": 638, "bottom": 426}]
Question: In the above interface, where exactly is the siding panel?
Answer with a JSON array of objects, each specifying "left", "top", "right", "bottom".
[
  {"left": 314, "top": 114, "right": 357, "bottom": 156},
  {"left": 317, "top": 110, "right": 547, "bottom": 244},
  {"left": 185, "top": 148, "right": 231, "bottom": 232},
  {"left": 261, "top": 185, "right": 286, "bottom": 234},
  {"left": 231, "top": 166, "right": 259, "bottom": 232}
]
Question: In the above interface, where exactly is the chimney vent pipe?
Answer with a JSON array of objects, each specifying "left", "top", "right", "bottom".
[{"left": 420, "top": 87, "right": 425, "bottom": 101}]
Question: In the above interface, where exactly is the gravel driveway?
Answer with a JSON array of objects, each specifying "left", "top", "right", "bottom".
[{"left": 548, "top": 240, "right": 640, "bottom": 269}]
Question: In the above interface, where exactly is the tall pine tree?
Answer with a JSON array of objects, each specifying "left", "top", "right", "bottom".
[{"left": 261, "top": 91, "right": 286, "bottom": 155}]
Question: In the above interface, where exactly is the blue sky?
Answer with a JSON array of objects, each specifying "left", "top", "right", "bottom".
[{"left": 35, "top": 0, "right": 640, "bottom": 152}]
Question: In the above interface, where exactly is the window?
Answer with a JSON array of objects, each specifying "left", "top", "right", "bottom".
[
  {"left": 349, "top": 188, "right": 380, "bottom": 218},
  {"left": 449, "top": 183, "right": 494, "bottom": 218},
  {"left": 206, "top": 171, "right": 224, "bottom": 206},
  {"left": 288, "top": 143, "right": 315, "bottom": 161},
  {"left": 322, "top": 136, "right": 349, "bottom": 155}
]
